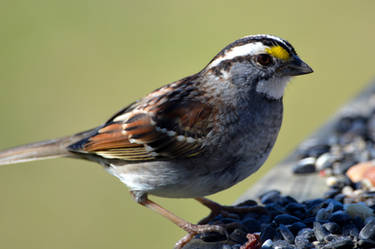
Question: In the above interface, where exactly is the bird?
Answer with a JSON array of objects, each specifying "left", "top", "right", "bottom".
[{"left": 0, "top": 34, "right": 313, "bottom": 248}]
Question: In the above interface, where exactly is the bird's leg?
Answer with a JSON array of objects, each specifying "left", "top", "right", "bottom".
[
  {"left": 195, "top": 197, "right": 267, "bottom": 225},
  {"left": 131, "top": 191, "right": 226, "bottom": 249}
]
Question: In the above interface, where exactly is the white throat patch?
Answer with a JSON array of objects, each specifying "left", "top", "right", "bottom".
[{"left": 256, "top": 76, "right": 291, "bottom": 99}]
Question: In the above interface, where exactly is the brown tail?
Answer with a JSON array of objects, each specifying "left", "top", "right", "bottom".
[{"left": 0, "top": 129, "right": 95, "bottom": 166}]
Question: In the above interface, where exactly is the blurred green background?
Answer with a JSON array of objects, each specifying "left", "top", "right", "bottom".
[{"left": 0, "top": 1, "right": 374, "bottom": 248}]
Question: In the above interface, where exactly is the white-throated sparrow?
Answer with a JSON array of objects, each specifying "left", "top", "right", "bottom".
[{"left": 0, "top": 34, "right": 312, "bottom": 248}]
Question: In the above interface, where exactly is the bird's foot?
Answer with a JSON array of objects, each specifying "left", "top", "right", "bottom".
[{"left": 174, "top": 223, "right": 227, "bottom": 249}]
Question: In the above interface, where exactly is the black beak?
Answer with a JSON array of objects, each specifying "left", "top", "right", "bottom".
[{"left": 281, "top": 56, "right": 313, "bottom": 76}]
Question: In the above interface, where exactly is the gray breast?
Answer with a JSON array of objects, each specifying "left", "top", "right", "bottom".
[{"left": 208, "top": 94, "right": 284, "bottom": 187}]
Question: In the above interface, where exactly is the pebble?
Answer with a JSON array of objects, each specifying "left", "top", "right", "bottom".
[
  {"left": 321, "top": 237, "right": 353, "bottom": 249},
  {"left": 330, "top": 211, "right": 351, "bottom": 225},
  {"left": 238, "top": 199, "right": 258, "bottom": 207},
  {"left": 259, "top": 190, "right": 282, "bottom": 204},
  {"left": 260, "top": 224, "right": 276, "bottom": 243},
  {"left": 279, "top": 224, "right": 295, "bottom": 244},
  {"left": 274, "top": 214, "right": 301, "bottom": 225},
  {"left": 298, "top": 142, "right": 330, "bottom": 158},
  {"left": 341, "top": 186, "right": 354, "bottom": 196},
  {"left": 229, "top": 229, "right": 248, "bottom": 244},
  {"left": 335, "top": 116, "right": 356, "bottom": 134},
  {"left": 262, "top": 239, "right": 273, "bottom": 246},
  {"left": 367, "top": 113, "right": 375, "bottom": 141},
  {"left": 286, "top": 222, "right": 307, "bottom": 235},
  {"left": 223, "top": 245, "right": 234, "bottom": 249},
  {"left": 284, "top": 203, "right": 306, "bottom": 218},
  {"left": 242, "top": 217, "right": 261, "bottom": 233},
  {"left": 294, "top": 235, "right": 312, "bottom": 249},
  {"left": 323, "top": 188, "right": 340, "bottom": 199},
  {"left": 315, "top": 203, "right": 333, "bottom": 222},
  {"left": 364, "top": 167, "right": 375, "bottom": 186},
  {"left": 293, "top": 157, "right": 316, "bottom": 174},
  {"left": 297, "top": 228, "right": 315, "bottom": 241},
  {"left": 316, "top": 153, "right": 335, "bottom": 170},
  {"left": 345, "top": 203, "right": 374, "bottom": 220},
  {"left": 322, "top": 222, "right": 341, "bottom": 234},
  {"left": 323, "top": 199, "right": 343, "bottom": 212},
  {"left": 359, "top": 219, "right": 375, "bottom": 240},
  {"left": 325, "top": 176, "right": 339, "bottom": 187},
  {"left": 346, "top": 162, "right": 375, "bottom": 184},
  {"left": 357, "top": 238, "right": 375, "bottom": 248},
  {"left": 199, "top": 231, "right": 227, "bottom": 243},
  {"left": 342, "top": 223, "right": 359, "bottom": 238},
  {"left": 313, "top": 222, "right": 329, "bottom": 242}
]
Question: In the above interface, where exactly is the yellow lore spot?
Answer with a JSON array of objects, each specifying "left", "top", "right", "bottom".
[{"left": 266, "top": 45, "right": 290, "bottom": 60}]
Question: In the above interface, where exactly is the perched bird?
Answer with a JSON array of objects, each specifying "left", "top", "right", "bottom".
[{"left": 0, "top": 34, "right": 312, "bottom": 248}]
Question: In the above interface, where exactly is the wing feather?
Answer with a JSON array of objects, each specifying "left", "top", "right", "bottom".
[{"left": 69, "top": 79, "right": 215, "bottom": 162}]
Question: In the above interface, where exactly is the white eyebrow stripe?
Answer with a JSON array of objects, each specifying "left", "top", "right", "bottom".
[{"left": 207, "top": 42, "right": 267, "bottom": 69}]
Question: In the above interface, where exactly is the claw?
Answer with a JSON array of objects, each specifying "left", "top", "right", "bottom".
[
  {"left": 175, "top": 224, "right": 227, "bottom": 249},
  {"left": 174, "top": 233, "right": 194, "bottom": 249}
]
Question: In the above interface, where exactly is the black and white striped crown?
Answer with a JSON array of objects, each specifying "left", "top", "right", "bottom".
[{"left": 207, "top": 34, "right": 297, "bottom": 69}]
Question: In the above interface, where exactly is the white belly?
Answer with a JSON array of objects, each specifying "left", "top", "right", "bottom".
[{"left": 104, "top": 152, "right": 269, "bottom": 198}]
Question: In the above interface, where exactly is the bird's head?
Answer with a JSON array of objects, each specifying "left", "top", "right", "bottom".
[{"left": 205, "top": 34, "right": 313, "bottom": 100}]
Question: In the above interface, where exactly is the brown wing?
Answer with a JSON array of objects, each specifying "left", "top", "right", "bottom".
[
  {"left": 82, "top": 112, "right": 158, "bottom": 161},
  {"left": 70, "top": 80, "right": 215, "bottom": 162}
]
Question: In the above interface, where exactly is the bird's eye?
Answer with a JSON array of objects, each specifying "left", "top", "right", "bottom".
[{"left": 256, "top": 54, "right": 274, "bottom": 67}]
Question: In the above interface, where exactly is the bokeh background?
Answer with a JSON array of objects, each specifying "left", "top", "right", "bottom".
[{"left": 0, "top": 1, "right": 374, "bottom": 249}]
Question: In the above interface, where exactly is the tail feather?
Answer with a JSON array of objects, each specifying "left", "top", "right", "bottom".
[{"left": 0, "top": 129, "right": 95, "bottom": 166}]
